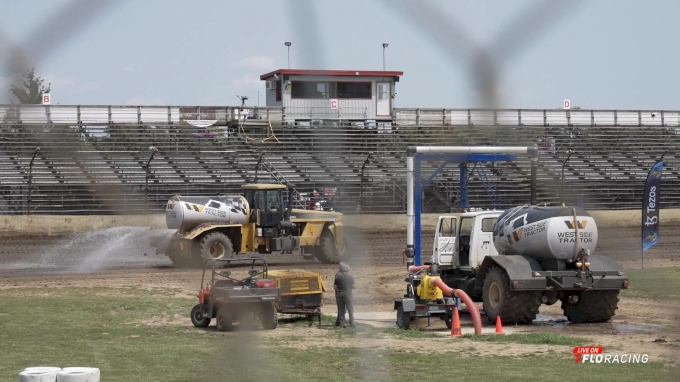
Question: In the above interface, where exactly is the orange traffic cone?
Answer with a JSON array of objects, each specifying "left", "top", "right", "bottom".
[
  {"left": 450, "top": 306, "right": 461, "bottom": 337},
  {"left": 495, "top": 316, "right": 504, "bottom": 334}
]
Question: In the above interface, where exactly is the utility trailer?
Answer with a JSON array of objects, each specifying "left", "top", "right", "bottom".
[
  {"left": 394, "top": 265, "right": 459, "bottom": 330},
  {"left": 267, "top": 269, "right": 326, "bottom": 327}
]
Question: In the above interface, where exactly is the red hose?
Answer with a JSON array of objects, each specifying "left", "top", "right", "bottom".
[
  {"left": 408, "top": 265, "right": 430, "bottom": 274},
  {"left": 432, "top": 278, "right": 483, "bottom": 335}
]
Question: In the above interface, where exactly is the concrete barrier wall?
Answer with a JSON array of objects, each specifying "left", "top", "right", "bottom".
[
  {"left": 2, "top": 209, "right": 680, "bottom": 236},
  {"left": 344, "top": 209, "right": 680, "bottom": 232}
]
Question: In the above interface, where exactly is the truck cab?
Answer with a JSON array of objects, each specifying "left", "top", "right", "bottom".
[{"left": 432, "top": 210, "right": 503, "bottom": 270}]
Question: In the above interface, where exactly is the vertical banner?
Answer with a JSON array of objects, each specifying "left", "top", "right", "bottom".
[{"left": 642, "top": 160, "right": 663, "bottom": 252}]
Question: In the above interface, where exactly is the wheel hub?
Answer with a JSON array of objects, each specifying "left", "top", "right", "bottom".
[
  {"left": 209, "top": 242, "right": 225, "bottom": 259},
  {"left": 489, "top": 282, "right": 501, "bottom": 309}
]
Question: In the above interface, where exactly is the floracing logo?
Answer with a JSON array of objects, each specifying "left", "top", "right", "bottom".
[{"left": 573, "top": 346, "right": 649, "bottom": 364}]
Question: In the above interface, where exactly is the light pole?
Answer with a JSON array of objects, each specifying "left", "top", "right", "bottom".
[
  {"left": 285, "top": 42, "right": 291, "bottom": 68},
  {"left": 382, "top": 43, "right": 389, "bottom": 71}
]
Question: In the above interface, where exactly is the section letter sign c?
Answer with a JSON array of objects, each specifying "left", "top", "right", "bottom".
[{"left": 330, "top": 99, "right": 338, "bottom": 110}]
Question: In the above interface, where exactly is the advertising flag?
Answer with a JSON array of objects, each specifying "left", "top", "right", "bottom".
[{"left": 642, "top": 160, "right": 663, "bottom": 251}]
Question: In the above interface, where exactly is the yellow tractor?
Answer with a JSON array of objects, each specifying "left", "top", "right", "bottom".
[{"left": 153, "top": 184, "right": 348, "bottom": 265}]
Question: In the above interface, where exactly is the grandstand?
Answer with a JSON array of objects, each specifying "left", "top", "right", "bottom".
[{"left": 1, "top": 105, "right": 679, "bottom": 215}]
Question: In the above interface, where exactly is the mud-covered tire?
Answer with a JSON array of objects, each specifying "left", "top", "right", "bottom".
[
  {"left": 561, "top": 290, "right": 620, "bottom": 323},
  {"left": 199, "top": 232, "right": 234, "bottom": 261},
  {"left": 396, "top": 305, "right": 412, "bottom": 330},
  {"left": 313, "top": 229, "right": 348, "bottom": 264},
  {"left": 482, "top": 266, "right": 542, "bottom": 324},
  {"left": 444, "top": 309, "right": 453, "bottom": 330},
  {"left": 216, "top": 307, "right": 234, "bottom": 332},
  {"left": 191, "top": 304, "right": 211, "bottom": 328},
  {"left": 260, "top": 302, "right": 278, "bottom": 330}
]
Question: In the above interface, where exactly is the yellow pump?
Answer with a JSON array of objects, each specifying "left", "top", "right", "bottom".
[{"left": 417, "top": 274, "right": 444, "bottom": 301}]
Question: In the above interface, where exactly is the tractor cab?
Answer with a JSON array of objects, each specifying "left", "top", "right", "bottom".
[{"left": 242, "top": 184, "right": 286, "bottom": 228}]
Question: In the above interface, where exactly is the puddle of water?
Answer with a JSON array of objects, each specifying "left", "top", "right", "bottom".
[
  {"left": 518, "top": 312, "right": 664, "bottom": 334},
  {"left": 612, "top": 323, "right": 663, "bottom": 333}
]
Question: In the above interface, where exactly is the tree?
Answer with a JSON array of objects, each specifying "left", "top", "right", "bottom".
[{"left": 9, "top": 67, "right": 51, "bottom": 104}]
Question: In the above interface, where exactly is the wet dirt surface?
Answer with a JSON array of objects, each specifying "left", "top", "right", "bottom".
[
  {"left": 1, "top": 225, "right": 679, "bottom": 364},
  {"left": 2, "top": 226, "right": 679, "bottom": 272}
]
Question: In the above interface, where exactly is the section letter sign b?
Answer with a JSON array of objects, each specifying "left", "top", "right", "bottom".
[
  {"left": 330, "top": 99, "right": 338, "bottom": 110},
  {"left": 564, "top": 99, "right": 570, "bottom": 110},
  {"left": 42, "top": 93, "right": 51, "bottom": 105}
]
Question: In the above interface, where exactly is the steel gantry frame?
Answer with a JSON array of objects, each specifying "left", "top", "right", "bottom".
[{"left": 405, "top": 145, "right": 539, "bottom": 267}]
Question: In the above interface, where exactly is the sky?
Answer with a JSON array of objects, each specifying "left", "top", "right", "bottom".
[{"left": 0, "top": 0, "right": 679, "bottom": 110}]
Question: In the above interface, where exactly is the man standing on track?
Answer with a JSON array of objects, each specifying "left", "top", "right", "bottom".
[
  {"left": 333, "top": 262, "right": 355, "bottom": 328},
  {"left": 334, "top": 268, "right": 343, "bottom": 327}
]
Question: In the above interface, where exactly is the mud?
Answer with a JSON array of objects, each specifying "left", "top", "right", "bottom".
[{"left": 0, "top": 225, "right": 679, "bottom": 364}]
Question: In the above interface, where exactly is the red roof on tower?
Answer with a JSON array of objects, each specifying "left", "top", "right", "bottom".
[{"left": 260, "top": 69, "right": 403, "bottom": 80}]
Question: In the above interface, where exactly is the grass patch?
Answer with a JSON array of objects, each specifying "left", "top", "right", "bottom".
[
  {"left": 201, "top": 347, "right": 675, "bottom": 382},
  {"left": 0, "top": 287, "right": 675, "bottom": 382},
  {"left": 462, "top": 332, "right": 588, "bottom": 346},
  {"left": 622, "top": 267, "right": 680, "bottom": 300}
]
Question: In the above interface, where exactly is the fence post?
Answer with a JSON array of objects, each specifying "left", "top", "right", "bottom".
[
  {"left": 145, "top": 147, "right": 158, "bottom": 214},
  {"left": 614, "top": 110, "right": 618, "bottom": 126},
  {"left": 543, "top": 109, "right": 547, "bottom": 126},
  {"left": 518, "top": 109, "right": 522, "bottom": 126},
  {"left": 638, "top": 110, "right": 642, "bottom": 127},
  {"left": 415, "top": 109, "right": 420, "bottom": 126},
  {"left": 27, "top": 147, "right": 41, "bottom": 215}
]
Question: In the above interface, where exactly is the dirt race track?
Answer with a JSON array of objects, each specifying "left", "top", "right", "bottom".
[{"left": 1, "top": 224, "right": 679, "bottom": 365}]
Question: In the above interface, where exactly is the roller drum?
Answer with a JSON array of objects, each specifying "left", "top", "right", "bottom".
[
  {"left": 165, "top": 195, "right": 249, "bottom": 233},
  {"left": 493, "top": 205, "right": 598, "bottom": 260}
]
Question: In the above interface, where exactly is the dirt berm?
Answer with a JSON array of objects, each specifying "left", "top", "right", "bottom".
[{"left": 2, "top": 209, "right": 680, "bottom": 236}]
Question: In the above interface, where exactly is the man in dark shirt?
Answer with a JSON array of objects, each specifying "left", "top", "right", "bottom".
[
  {"left": 333, "top": 262, "right": 355, "bottom": 328},
  {"left": 333, "top": 269, "right": 344, "bottom": 327}
]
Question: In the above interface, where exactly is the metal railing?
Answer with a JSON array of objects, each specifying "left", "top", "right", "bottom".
[
  {"left": 1, "top": 115, "right": 679, "bottom": 214},
  {"left": 4, "top": 104, "right": 680, "bottom": 127},
  {"left": 282, "top": 107, "right": 369, "bottom": 120},
  {"left": 0, "top": 105, "right": 285, "bottom": 126}
]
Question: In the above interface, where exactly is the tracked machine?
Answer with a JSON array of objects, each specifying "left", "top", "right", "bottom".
[{"left": 152, "top": 184, "right": 348, "bottom": 265}]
